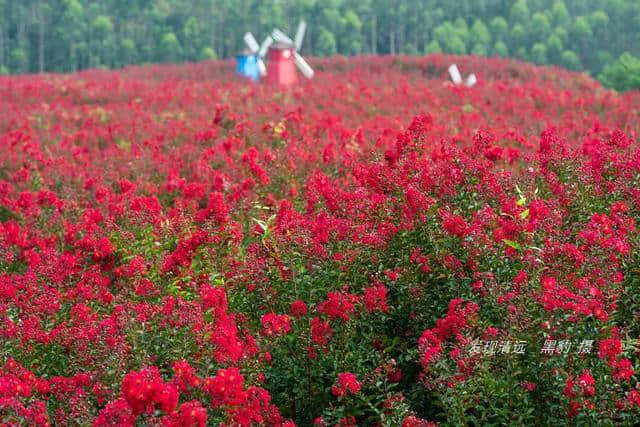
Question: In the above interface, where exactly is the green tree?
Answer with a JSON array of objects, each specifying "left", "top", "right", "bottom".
[
  {"left": 530, "top": 12, "right": 551, "bottom": 41},
  {"left": 553, "top": 27, "right": 568, "bottom": 45},
  {"left": 551, "top": 0, "right": 571, "bottom": 28},
  {"left": 471, "top": 43, "right": 487, "bottom": 56},
  {"left": 425, "top": 40, "right": 441, "bottom": 54},
  {"left": 470, "top": 19, "right": 490, "bottom": 46},
  {"left": 342, "top": 9, "right": 363, "bottom": 55},
  {"left": 515, "top": 46, "right": 528, "bottom": 61},
  {"left": 316, "top": 27, "right": 337, "bottom": 56},
  {"left": 182, "top": 16, "right": 203, "bottom": 61},
  {"left": 530, "top": 43, "right": 548, "bottom": 64},
  {"left": 599, "top": 52, "right": 640, "bottom": 91},
  {"left": 590, "top": 10, "right": 610, "bottom": 29},
  {"left": 489, "top": 16, "right": 508, "bottom": 41},
  {"left": 9, "top": 48, "right": 27, "bottom": 73},
  {"left": 546, "top": 34, "right": 564, "bottom": 62},
  {"left": 91, "top": 15, "right": 114, "bottom": 67},
  {"left": 573, "top": 16, "right": 593, "bottom": 40},
  {"left": 199, "top": 46, "right": 217, "bottom": 60},
  {"left": 595, "top": 50, "right": 614, "bottom": 73},
  {"left": 446, "top": 37, "right": 466, "bottom": 55},
  {"left": 493, "top": 40, "right": 508, "bottom": 57},
  {"left": 433, "top": 22, "right": 467, "bottom": 55},
  {"left": 159, "top": 32, "right": 182, "bottom": 63},
  {"left": 561, "top": 50, "right": 582, "bottom": 70},
  {"left": 510, "top": 0, "right": 530, "bottom": 25},
  {"left": 510, "top": 24, "right": 526, "bottom": 46}
]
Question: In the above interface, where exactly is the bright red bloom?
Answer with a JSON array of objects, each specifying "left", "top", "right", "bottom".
[
  {"left": 331, "top": 372, "right": 361, "bottom": 397},
  {"left": 260, "top": 313, "right": 292, "bottom": 337},
  {"left": 120, "top": 367, "right": 179, "bottom": 415},
  {"left": 203, "top": 367, "right": 245, "bottom": 408},
  {"left": 310, "top": 317, "right": 333, "bottom": 347},
  {"left": 612, "top": 359, "right": 634, "bottom": 382},
  {"left": 362, "top": 282, "right": 389, "bottom": 313},
  {"left": 168, "top": 400, "right": 207, "bottom": 427},
  {"left": 317, "top": 291, "right": 357, "bottom": 321},
  {"left": 290, "top": 300, "right": 308, "bottom": 318},
  {"left": 441, "top": 212, "right": 469, "bottom": 238},
  {"left": 578, "top": 370, "right": 595, "bottom": 397}
]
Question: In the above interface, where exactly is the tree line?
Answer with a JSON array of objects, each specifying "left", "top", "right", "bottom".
[{"left": 1, "top": 0, "right": 639, "bottom": 82}]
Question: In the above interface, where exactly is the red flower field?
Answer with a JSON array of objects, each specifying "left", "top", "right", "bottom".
[{"left": 1, "top": 54, "right": 640, "bottom": 425}]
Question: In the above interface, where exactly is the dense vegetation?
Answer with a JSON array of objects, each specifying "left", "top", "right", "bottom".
[
  {"left": 599, "top": 53, "right": 640, "bottom": 92},
  {"left": 2, "top": 54, "right": 640, "bottom": 425},
  {"left": 1, "top": 0, "right": 640, "bottom": 84}
]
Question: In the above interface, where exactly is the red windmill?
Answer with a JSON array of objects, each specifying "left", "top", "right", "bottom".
[
  {"left": 266, "top": 42, "right": 298, "bottom": 86},
  {"left": 266, "top": 21, "right": 314, "bottom": 86}
]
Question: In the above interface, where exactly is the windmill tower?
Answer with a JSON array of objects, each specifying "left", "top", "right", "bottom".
[
  {"left": 236, "top": 32, "right": 273, "bottom": 81},
  {"left": 267, "top": 20, "right": 314, "bottom": 86}
]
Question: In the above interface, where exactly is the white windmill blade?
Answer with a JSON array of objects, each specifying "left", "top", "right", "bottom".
[
  {"left": 272, "top": 28, "right": 294, "bottom": 45},
  {"left": 243, "top": 32, "right": 260, "bottom": 53},
  {"left": 448, "top": 64, "right": 463, "bottom": 85},
  {"left": 294, "top": 52, "right": 314, "bottom": 79},
  {"left": 465, "top": 73, "right": 477, "bottom": 88},
  {"left": 257, "top": 58, "right": 267, "bottom": 76},
  {"left": 294, "top": 20, "right": 307, "bottom": 51},
  {"left": 259, "top": 35, "right": 274, "bottom": 57}
]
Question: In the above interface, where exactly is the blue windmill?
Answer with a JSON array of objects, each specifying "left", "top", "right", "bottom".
[{"left": 236, "top": 32, "right": 273, "bottom": 81}]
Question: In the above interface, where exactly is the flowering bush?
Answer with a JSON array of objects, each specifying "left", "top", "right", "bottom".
[{"left": 1, "top": 54, "right": 640, "bottom": 425}]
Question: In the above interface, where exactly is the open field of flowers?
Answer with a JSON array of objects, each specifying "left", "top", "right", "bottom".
[{"left": 1, "top": 54, "right": 640, "bottom": 426}]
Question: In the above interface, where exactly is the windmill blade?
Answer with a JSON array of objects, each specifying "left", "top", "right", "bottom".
[
  {"left": 294, "top": 20, "right": 307, "bottom": 51},
  {"left": 257, "top": 58, "right": 267, "bottom": 76},
  {"left": 243, "top": 32, "right": 260, "bottom": 53},
  {"left": 272, "top": 28, "right": 294, "bottom": 45},
  {"left": 259, "top": 35, "right": 273, "bottom": 57},
  {"left": 448, "top": 64, "right": 463, "bottom": 85},
  {"left": 465, "top": 73, "right": 477, "bottom": 88},
  {"left": 294, "top": 52, "right": 314, "bottom": 79}
]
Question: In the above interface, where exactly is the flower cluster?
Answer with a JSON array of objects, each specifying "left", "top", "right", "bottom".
[{"left": 1, "top": 54, "right": 640, "bottom": 425}]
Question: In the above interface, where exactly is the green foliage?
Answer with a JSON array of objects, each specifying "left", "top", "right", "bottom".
[
  {"left": 471, "top": 43, "right": 487, "bottom": 56},
  {"left": 510, "top": 24, "right": 526, "bottom": 46},
  {"left": 159, "top": 32, "right": 182, "bottom": 62},
  {"left": 489, "top": 16, "right": 508, "bottom": 40},
  {"left": 551, "top": 1, "right": 570, "bottom": 28},
  {"left": 425, "top": 40, "right": 442, "bottom": 54},
  {"left": 530, "top": 12, "right": 551, "bottom": 40},
  {"left": 470, "top": 19, "right": 491, "bottom": 46},
  {"left": 589, "top": 10, "right": 609, "bottom": 29},
  {"left": 530, "top": 43, "right": 548, "bottom": 64},
  {"left": 546, "top": 34, "right": 563, "bottom": 59},
  {"left": 599, "top": 52, "right": 640, "bottom": 91},
  {"left": 92, "top": 15, "right": 113, "bottom": 35},
  {"left": 199, "top": 46, "right": 217, "bottom": 60},
  {"left": 316, "top": 27, "right": 337, "bottom": 56},
  {"left": 510, "top": 0, "right": 530, "bottom": 25},
  {"left": 9, "top": 48, "right": 27, "bottom": 73},
  {"left": 561, "top": 50, "right": 582, "bottom": 71},
  {"left": 572, "top": 16, "right": 593, "bottom": 40},
  {"left": 493, "top": 40, "right": 508, "bottom": 57}
]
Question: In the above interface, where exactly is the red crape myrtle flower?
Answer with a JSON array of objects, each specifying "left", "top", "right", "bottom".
[
  {"left": 331, "top": 372, "right": 362, "bottom": 397},
  {"left": 290, "top": 299, "right": 308, "bottom": 318},
  {"left": 120, "top": 367, "right": 179, "bottom": 415},
  {"left": 260, "top": 312, "right": 292, "bottom": 336}
]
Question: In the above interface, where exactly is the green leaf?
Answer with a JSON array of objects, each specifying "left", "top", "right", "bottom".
[{"left": 502, "top": 239, "right": 521, "bottom": 250}]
